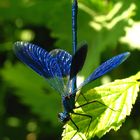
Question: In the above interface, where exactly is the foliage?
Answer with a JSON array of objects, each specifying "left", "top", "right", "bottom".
[
  {"left": 62, "top": 72, "right": 140, "bottom": 140},
  {"left": 0, "top": 0, "right": 140, "bottom": 140},
  {"left": 1, "top": 62, "right": 61, "bottom": 125}
]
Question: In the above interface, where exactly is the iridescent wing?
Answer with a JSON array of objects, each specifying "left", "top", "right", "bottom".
[
  {"left": 76, "top": 52, "right": 130, "bottom": 91},
  {"left": 13, "top": 41, "right": 72, "bottom": 96},
  {"left": 49, "top": 49, "right": 72, "bottom": 93},
  {"left": 49, "top": 49, "right": 72, "bottom": 77}
]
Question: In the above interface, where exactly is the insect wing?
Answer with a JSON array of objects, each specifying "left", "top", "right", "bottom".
[
  {"left": 70, "top": 43, "right": 88, "bottom": 80},
  {"left": 49, "top": 49, "right": 72, "bottom": 77},
  {"left": 14, "top": 42, "right": 71, "bottom": 96},
  {"left": 77, "top": 52, "right": 130, "bottom": 89},
  {"left": 49, "top": 49, "right": 72, "bottom": 94}
]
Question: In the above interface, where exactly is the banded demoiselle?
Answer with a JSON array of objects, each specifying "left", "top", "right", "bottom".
[{"left": 13, "top": 0, "right": 130, "bottom": 139}]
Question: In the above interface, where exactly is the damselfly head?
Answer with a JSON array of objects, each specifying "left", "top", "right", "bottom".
[{"left": 58, "top": 112, "right": 70, "bottom": 123}]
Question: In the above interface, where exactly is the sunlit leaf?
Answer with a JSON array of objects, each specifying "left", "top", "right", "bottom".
[
  {"left": 62, "top": 72, "right": 140, "bottom": 140},
  {"left": 78, "top": 1, "right": 135, "bottom": 78},
  {"left": 120, "top": 22, "right": 140, "bottom": 50}
]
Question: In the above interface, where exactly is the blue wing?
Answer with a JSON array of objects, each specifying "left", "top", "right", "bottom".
[
  {"left": 49, "top": 49, "right": 72, "bottom": 93},
  {"left": 49, "top": 49, "right": 72, "bottom": 77},
  {"left": 77, "top": 52, "right": 130, "bottom": 90},
  {"left": 14, "top": 41, "right": 72, "bottom": 96}
]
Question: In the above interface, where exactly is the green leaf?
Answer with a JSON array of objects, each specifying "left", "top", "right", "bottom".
[
  {"left": 0, "top": 0, "right": 136, "bottom": 79},
  {"left": 62, "top": 72, "right": 140, "bottom": 140},
  {"left": 79, "top": 2, "right": 136, "bottom": 78},
  {"left": 120, "top": 22, "right": 140, "bottom": 50},
  {"left": 1, "top": 62, "right": 61, "bottom": 125}
]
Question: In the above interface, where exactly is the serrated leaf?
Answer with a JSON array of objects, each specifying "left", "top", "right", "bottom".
[{"left": 62, "top": 72, "right": 140, "bottom": 140}]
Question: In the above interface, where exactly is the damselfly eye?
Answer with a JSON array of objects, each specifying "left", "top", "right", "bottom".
[{"left": 58, "top": 112, "right": 70, "bottom": 123}]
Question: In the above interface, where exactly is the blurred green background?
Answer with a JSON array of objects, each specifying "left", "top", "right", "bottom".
[{"left": 0, "top": 0, "right": 140, "bottom": 140}]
